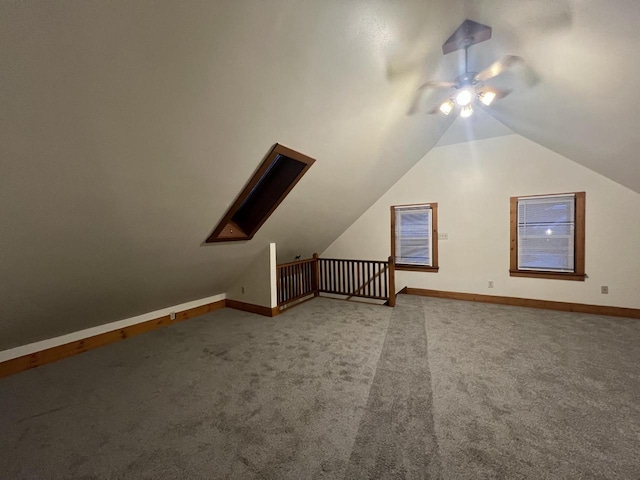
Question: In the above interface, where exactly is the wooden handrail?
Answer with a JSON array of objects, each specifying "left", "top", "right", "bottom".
[{"left": 276, "top": 257, "right": 317, "bottom": 269}]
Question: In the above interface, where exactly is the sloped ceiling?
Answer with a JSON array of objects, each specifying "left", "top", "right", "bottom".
[
  {"left": 458, "top": 0, "right": 640, "bottom": 192},
  {"left": 1, "top": 0, "right": 638, "bottom": 349}
]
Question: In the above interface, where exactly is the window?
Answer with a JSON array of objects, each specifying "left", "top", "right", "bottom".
[
  {"left": 391, "top": 203, "right": 439, "bottom": 272},
  {"left": 510, "top": 192, "right": 585, "bottom": 281},
  {"left": 206, "top": 144, "right": 315, "bottom": 243}
]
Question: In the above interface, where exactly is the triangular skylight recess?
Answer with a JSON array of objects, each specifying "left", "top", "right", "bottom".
[{"left": 206, "top": 144, "right": 315, "bottom": 243}]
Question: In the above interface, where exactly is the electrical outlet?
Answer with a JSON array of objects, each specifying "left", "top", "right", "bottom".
[
  {"left": 170, "top": 311, "right": 176, "bottom": 320},
  {"left": 488, "top": 281, "right": 494, "bottom": 288},
  {"left": 601, "top": 286, "right": 609, "bottom": 294},
  {"left": 438, "top": 233, "right": 449, "bottom": 240}
]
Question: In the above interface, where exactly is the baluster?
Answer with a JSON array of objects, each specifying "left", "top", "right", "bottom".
[
  {"left": 323, "top": 259, "right": 327, "bottom": 291},
  {"left": 304, "top": 262, "right": 308, "bottom": 295},
  {"left": 296, "top": 263, "right": 300, "bottom": 297},
  {"left": 365, "top": 262, "right": 370, "bottom": 297},
  {"left": 282, "top": 267, "right": 286, "bottom": 303},
  {"left": 367, "top": 262, "right": 371, "bottom": 297},
  {"left": 291, "top": 265, "right": 295, "bottom": 301},
  {"left": 353, "top": 260, "right": 357, "bottom": 295},
  {"left": 349, "top": 260, "right": 354, "bottom": 295}
]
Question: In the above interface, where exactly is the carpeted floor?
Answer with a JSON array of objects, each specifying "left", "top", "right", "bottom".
[{"left": 1, "top": 295, "right": 639, "bottom": 479}]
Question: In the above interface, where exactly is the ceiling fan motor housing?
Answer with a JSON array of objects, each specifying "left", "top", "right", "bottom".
[{"left": 455, "top": 72, "right": 480, "bottom": 88}]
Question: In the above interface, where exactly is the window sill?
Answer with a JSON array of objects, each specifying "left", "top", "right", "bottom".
[
  {"left": 396, "top": 265, "right": 439, "bottom": 273},
  {"left": 509, "top": 270, "right": 586, "bottom": 281}
]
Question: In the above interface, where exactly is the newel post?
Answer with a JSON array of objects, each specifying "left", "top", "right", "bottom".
[
  {"left": 313, "top": 253, "right": 320, "bottom": 296},
  {"left": 388, "top": 256, "right": 396, "bottom": 307}
]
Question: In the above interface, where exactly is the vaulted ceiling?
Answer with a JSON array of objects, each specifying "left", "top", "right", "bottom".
[{"left": 1, "top": 0, "right": 639, "bottom": 348}]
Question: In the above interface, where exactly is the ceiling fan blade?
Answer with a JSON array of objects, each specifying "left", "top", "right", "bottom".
[
  {"left": 475, "top": 55, "right": 523, "bottom": 82},
  {"left": 409, "top": 92, "right": 450, "bottom": 115},
  {"left": 426, "top": 103, "right": 446, "bottom": 115},
  {"left": 386, "top": 61, "right": 419, "bottom": 81},
  {"left": 408, "top": 81, "right": 455, "bottom": 115},
  {"left": 407, "top": 91, "right": 425, "bottom": 115},
  {"left": 520, "top": 62, "right": 541, "bottom": 87},
  {"left": 418, "top": 80, "right": 456, "bottom": 89},
  {"left": 425, "top": 94, "right": 456, "bottom": 115}
]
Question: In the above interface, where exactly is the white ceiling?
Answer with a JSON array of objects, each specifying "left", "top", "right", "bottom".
[{"left": 1, "top": 0, "right": 639, "bottom": 348}]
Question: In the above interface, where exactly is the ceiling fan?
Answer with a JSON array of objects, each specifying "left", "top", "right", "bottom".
[{"left": 411, "top": 20, "right": 523, "bottom": 118}]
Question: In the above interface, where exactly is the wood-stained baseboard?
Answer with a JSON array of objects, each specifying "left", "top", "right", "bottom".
[
  {"left": 0, "top": 300, "right": 226, "bottom": 379},
  {"left": 404, "top": 288, "right": 640, "bottom": 319},
  {"left": 226, "top": 299, "right": 279, "bottom": 317}
]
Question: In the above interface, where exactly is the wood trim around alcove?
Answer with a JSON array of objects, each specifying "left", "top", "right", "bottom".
[{"left": 206, "top": 144, "right": 315, "bottom": 243}]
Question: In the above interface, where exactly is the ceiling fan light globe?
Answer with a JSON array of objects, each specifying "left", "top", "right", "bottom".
[
  {"left": 439, "top": 100, "right": 454, "bottom": 115},
  {"left": 460, "top": 104, "right": 474, "bottom": 118},
  {"left": 479, "top": 91, "right": 497, "bottom": 106},
  {"left": 456, "top": 89, "right": 473, "bottom": 106}
]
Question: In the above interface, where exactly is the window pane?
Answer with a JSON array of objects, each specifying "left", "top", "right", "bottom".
[
  {"left": 395, "top": 207, "right": 431, "bottom": 266},
  {"left": 517, "top": 195, "right": 575, "bottom": 272}
]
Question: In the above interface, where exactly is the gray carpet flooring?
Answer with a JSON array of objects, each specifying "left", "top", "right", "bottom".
[{"left": 1, "top": 295, "right": 639, "bottom": 479}]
